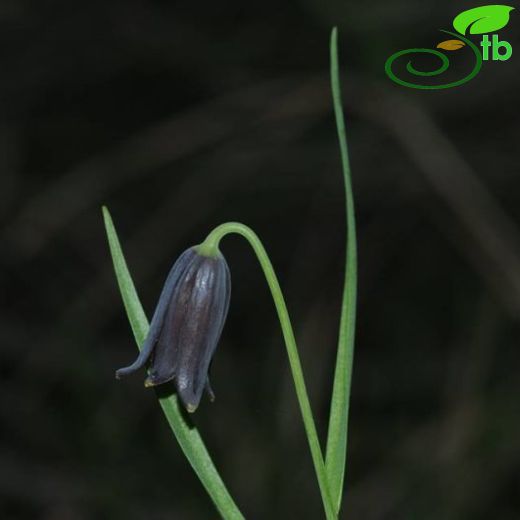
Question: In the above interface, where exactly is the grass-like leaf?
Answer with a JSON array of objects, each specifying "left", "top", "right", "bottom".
[
  {"left": 102, "top": 207, "right": 244, "bottom": 520},
  {"left": 325, "top": 27, "right": 358, "bottom": 514}
]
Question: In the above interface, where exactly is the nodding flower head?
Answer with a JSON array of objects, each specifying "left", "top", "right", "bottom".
[{"left": 116, "top": 246, "right": 231, "bottom": 413}]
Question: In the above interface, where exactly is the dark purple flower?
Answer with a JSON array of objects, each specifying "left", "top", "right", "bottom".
[{"left": 116, "top": 247, "right": 231, "bottom": 412}]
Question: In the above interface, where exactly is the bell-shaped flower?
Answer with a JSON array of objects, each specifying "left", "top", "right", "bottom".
[{"left": 116, "top": 246, "right": 231, "bottom": 412}]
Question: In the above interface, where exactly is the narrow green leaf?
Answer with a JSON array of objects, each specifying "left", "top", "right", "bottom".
[
  {"left": 102, "top": 207, "right": 244, "bottom": 520},
  {"left": 453, "top": 5, "right": 514, "bottom": 35},
  {"left": 325, "top": 28, "right": 358, "bottom": 515}
]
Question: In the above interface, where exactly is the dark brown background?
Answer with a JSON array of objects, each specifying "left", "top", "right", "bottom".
[{"left": 1, "top": 1, "right": 519, "bottom": 519}]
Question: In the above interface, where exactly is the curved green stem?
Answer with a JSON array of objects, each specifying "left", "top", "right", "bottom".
[{"left": 199, "top": 222, "right": 336, "bottom": 520}]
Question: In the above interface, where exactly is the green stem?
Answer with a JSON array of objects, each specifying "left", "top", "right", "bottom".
[{"left": 199, "top": 222, "right": 336, "bottom": 520}]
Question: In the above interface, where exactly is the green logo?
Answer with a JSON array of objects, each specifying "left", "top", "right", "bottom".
[{"left": 385, "top": 5, "right": 514, "bottom": 89}]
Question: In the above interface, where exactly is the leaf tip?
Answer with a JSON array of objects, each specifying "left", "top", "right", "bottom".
[
  {"left": 330, "top": 26, "right": 338, "bottom": 48},
  {"left": 102, "top": 205, "right": 113, "bottom": 228}
]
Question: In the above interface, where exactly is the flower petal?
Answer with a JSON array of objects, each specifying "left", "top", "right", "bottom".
[{"left": 115, "top": 247, "right": 197, "bottom": 379}]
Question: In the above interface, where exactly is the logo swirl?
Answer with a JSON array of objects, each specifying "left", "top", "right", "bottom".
[{"left": 385, "top": 30, "right": 483, "bottom": 89}]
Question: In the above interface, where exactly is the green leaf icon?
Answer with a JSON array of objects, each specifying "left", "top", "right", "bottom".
[{"left": 453, "top": 5, "right": 514, "bottom": 35}]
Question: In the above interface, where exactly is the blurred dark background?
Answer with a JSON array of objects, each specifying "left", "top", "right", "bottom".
[{"left": 1, "top": 1, "right": 519, "bottom": 519}]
